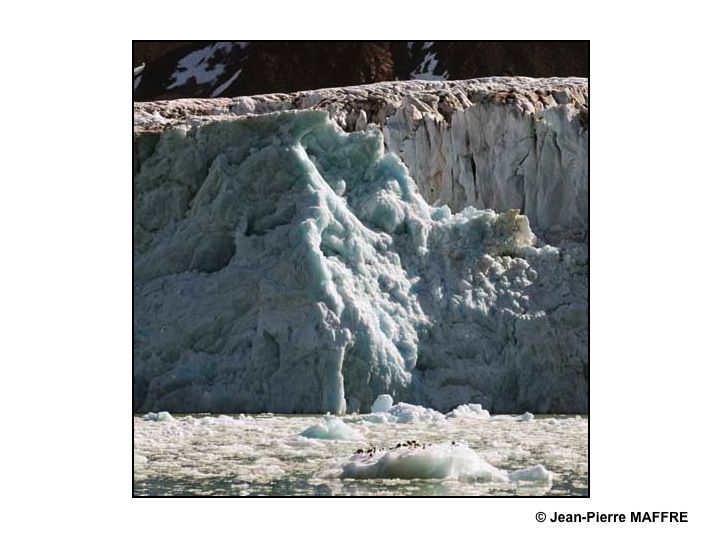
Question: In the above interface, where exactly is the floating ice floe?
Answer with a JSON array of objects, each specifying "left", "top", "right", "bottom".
[
  {"left": 509, "top": 464, "right": 553, "bottom": 483},
  {"left": 300, "top": 416, "right": 364, "bottom": 441},
  {"left": 446, "top": 403, "right": 491, "bottom": 419},
  {"left": 142, "top": 411, "right": 175, "bottom": 422},
  {"left": 340, "top": 442, "right": 507, "bottom": 481},
  {"left": 518, "top": 412, "right": 534, "bottom": 421}
]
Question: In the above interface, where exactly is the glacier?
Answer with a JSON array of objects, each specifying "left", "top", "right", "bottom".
[
  {"left": 134, "top": 77, "right": 588, "bottom": 241},
  {"left": 134, "top": 78, "right": 588, "bottom": 415}
]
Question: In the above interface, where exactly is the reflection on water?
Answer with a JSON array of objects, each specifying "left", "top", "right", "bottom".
[{"left": 133, "top": 414, "right": 588, "bottom": 496}]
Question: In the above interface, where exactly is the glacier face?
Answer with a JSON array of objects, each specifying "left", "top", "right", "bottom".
[
  {"left": 134, "top": 106, "right": 588, "bottom": 414},
  {"left": 134, "top": 77, "right": 588, "bottom": 240}
]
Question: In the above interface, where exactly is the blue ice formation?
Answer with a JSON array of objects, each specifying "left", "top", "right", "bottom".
[{"left": 133, "top": 110, "right": 587, "bottom": 414}]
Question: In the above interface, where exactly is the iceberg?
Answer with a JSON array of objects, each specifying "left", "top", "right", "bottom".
[
  {"left": 509, "top": 464, "right": 553, "bottom": 483},
  {"left": 134, "top": 106, "right": 587, "bottom": 414},
  {"left": 300, "top": 416, "right": 363, "bottom": 441},
  {"left": 340, "top": 442, "right": 507, "bottom": 481}
]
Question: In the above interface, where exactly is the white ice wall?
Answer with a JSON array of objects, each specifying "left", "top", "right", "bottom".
[{"left": 133, "top": 105, "right": 588, "bottom": 415}]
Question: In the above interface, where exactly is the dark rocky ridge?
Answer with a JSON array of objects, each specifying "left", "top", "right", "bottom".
[{"left": 133, "top": 41, "right": 589, "bottom": 102}]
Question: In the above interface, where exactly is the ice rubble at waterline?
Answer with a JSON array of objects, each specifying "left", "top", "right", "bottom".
[{"left": 133, "top": 109, "right": 587, "bottom": 415}]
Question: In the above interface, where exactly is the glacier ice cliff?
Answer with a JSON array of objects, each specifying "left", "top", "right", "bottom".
[
  {"left": 134, "top": 78, "right": 588, "bottom": 414},
  {"left": 135, "top": 77, "right": 588, "bottom": 241}
]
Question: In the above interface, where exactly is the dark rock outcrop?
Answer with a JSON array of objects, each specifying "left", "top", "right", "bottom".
[{"left": 133, "top": 41, "right": 589, "bottom": 102}]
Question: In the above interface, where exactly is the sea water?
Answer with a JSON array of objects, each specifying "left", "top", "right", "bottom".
[{"left": 133, "top": 412, "right": 587, "bottom": 496}]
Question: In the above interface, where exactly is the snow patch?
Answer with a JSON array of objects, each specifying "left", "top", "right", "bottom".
[
  {"left": 410, "top": 52, "right": 448, "bottom": 81},
  {"left": 168, "top": 42, "right": 234, "bottom": 90},
  {"left": 211, "top": 68, "right": 243, "bottom": 97}
]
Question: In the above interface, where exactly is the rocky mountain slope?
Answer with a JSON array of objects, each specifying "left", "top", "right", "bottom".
[{"left": 133, "top": 41, "right": 589, "bottom": 102}]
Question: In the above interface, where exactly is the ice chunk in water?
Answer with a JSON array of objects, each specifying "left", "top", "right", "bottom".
[
  {"left": 509, "top": 464, "right": 553, "bottom": 483},
  {"left": 371, "top": 394, "right": 394, "bottom": 413},
  {"left": 447, "top": 403, "right": 490, "bottom": 419},
  {"left": 340, "top": 442, "right": 508, "bottom": 481},
  {"left": 300, "top": 416, "right": 363, "bottom": 440},
  {"left": 363, "top": 402, "right": 445, "bottom": 424},
  {"left": 518, "top": 412, "right": 534, "bottom": 421},
  {"left": 143, "top": 411, "right": 175, "bottom": 422}
]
